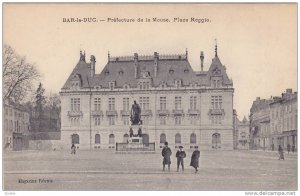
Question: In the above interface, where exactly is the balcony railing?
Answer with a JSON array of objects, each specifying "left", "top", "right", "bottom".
[
  {"left": 157, "top": 109, "right": 169, "bottom": 116},
  {"left": 172, "top": 109, "right": 184, "bottom": 116},
  {"left": 91, "top": 110, "right": 104, "bottom": 116},
  {"left": 141, "top": 110, "right": 153, "bottom": 116},
  {"left": 68, "top": 111, "right": 83, "bottom": 117},
  {"left": 120, "top": 110, "right": 130, "bottom": 116},
  {"left": 188, "top": 109, "right": 200, "bottom": 116},
  {"left": 106, "top": 110, "right": 118, "bottom": 116},
  {"left": 209, "top": 109, "right": 225, "bottom": 115}
]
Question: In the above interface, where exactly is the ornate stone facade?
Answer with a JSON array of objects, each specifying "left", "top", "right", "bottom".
[
  {"left": 60, "top": 45, "right": 235, "bottom": 150},
  {"left": 249, "top": 89, "right": 297, "bottom": 151}
]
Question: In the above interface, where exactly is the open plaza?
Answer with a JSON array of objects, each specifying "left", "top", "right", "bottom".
[{"left": 3, "top": 149, "right": 297, "bottom": 191}]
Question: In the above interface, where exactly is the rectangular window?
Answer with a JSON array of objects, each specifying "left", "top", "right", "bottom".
[
  {"left": 190, "top": 96, "right": 197, "bottom": 110},
  {"left": 94, "top": 98, "right": 101, "bottom": 111},
  {"left": 123, "top": 98, "right": 129, "bottom": 111},
  {"left": 109, "top": 117, "right": 115, "bottom": 125},
  {"left": 123, "top": 117, "right": 130, "bottom": 125},
  {"left": 71, "top": 98, "right": 80, "bottom": 111},
  {"left": 175, "top": 96, "right": 181, "bottom": 110},
  {"left": 160, "top": 97, "right": 167, "bottom": 110},
  {"left": 108, "top": 98, "right": 115, "bottom": 111},
  {"left": 211, "top": 96, "right": 222, "bottom": 109},
  {"left": 175, "top": 116, "right": 181, "bottom": 125},
  {"left": 160, "top": 117, "right": 166, "bottom": 125},
  {"left": 190, "top": 116, "right": 197, "bottom": 125},
  {"left": 139, "top": 97, "right": 149, "bottom": 110},
  {"left": 71, "top": 117, "right": 80, "bottom": 126},
  {"left": 211, "top": 115, "right": 222, "bottom": 124},
  {"left": 94, "top": 117, "right": 101, "bottom": 126}
]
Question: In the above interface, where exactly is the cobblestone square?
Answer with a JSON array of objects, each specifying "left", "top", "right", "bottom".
[{"left": 3, "top": 149, "right": 297, "bottom": 191}]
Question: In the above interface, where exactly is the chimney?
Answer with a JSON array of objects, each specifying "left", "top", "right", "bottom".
[
  {"left": 286, "top": 89, "right": 292, "bottom": 94},
  {"left": 200, "top": 51, "right": 204, "bottom": 71},
  {"left": 90, "top": 55, "right": 96, "bottom": 77},
  {"left": 256, "top": 97, "right": 260, "bottom": 101},
  {"left": 154, "top": 52, "right": 159, "bottom": 77},
  {"left": 134, "top": 53, "right": 138, "bottom": 78}
]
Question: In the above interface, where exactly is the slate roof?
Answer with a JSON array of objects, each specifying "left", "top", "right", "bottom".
[{"left": 61, "top": 51, "right": 233, "bottom": 90}]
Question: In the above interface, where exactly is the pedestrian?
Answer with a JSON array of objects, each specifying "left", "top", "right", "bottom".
[
  {"left": 271, "top": 143, "right": 274, "bottom": 151},
  {"left": 287, "top": 144, "right": 291, "bottom": 154},
  {"left": 176, "top": 146, "right": 186, "bottom": 172},
  {"left": 292, "top": 144, "right": 295, "bottom": 153},
  {"left": 162, "top": 142, "right": 172, "bottom": 171},
  {"left": 278, "top": 145, "right": 284, "bottom": 160},
  {"left": 190, "top": 146, "right": 200, "bottom": 173},
  {"left": 71, "top": 143, "right": 76, "bottom": 155}
]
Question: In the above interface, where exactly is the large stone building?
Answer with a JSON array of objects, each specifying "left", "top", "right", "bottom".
[
  {"left": 3, "top": 100, "right": 30, "bottom": 151},
  {"left": 249, "top": 89, "right": 297, "bottom": 151},
  {"left": 59, "top": 45, "right": 235, "bottom": 150}
]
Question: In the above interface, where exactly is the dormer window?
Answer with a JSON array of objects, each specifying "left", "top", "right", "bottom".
[
  {"left": 119, "top": 70, "right": 124, "bottom": 76},
  {"left": 123, "top": 84, "right": 129, "bottom": 90},
  {"left": 139, "top": 81, "right": 150, "bottom": 90},
  {"left": 70, "top": 74, "right": 82, "bottom": 89},
  {"left": 175, "top": 79, "right": 182, "bottom": 88},
  {"left": 105, "top": 70, "right": 110, "bottom": 76},
  {"left": 169, "top": 69, "right": 174, "bottom": 74},
  {"left": 212, "top": 68, "right": 221, "bottom": 76},
  {"left": 95, "top": 86, "right": 101, "bottom": 90},
  {"left": 109, "top": 81, "right": 115, "bottom": 90},
  {"left": 184, "top": 69, "right": 189, "bottom": 73},
  {"left": 212, "top": 78, "right": 221, "bottom": 88},
  {"left": 190, "top": 82, "right": 198, "bottom": 88}
]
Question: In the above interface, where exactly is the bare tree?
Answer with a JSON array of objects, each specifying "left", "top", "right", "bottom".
[{"left": 3, "top": 44, "right": 40, "bottom": 103}]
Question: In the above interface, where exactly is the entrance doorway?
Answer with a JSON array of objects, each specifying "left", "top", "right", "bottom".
[{"left": 212, "top": 133, "right": 221, "bottom": 149}]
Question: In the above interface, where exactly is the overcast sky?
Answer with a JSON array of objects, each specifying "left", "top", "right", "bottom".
[{"left": 3, "top": 3, "right": 297, "bottom": 119}]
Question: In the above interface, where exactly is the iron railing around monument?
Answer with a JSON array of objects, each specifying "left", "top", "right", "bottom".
[{"left": 116, "top": 142, "right": 155, "bottom": 152}]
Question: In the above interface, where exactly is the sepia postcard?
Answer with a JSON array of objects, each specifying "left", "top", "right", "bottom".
[{"left": 2, "top": 3, "right": 298, "bottom": 193}]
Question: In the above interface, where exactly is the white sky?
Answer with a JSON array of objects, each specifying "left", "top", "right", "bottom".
[{"left": 3, "top": 3, "right": 297, "bottom": 119}]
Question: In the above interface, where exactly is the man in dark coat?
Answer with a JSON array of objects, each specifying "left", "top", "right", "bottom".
[
  {"left": 190, "top": 146, "right": 200, "bottom": 173},
  {"left": 162, "top": 142, "right": 172, "bottom": 171},
  {"left": 176, "top": 146, "right": 186, "bottom": 172},
  {"left": 278, "top": 145, "right": 284, "bottom": 160},
  {"left": 287, "top": 144, "right": 291, "bottom": 154}
]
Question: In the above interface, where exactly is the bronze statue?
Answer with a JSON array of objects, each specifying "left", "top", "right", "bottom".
[{"left": 131, "top": 100, "right": 141, "bottom": 125}]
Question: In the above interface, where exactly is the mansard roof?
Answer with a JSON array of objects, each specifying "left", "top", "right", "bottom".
[{"left": 61, "top": 50, "right": 233, "bottom": 90}]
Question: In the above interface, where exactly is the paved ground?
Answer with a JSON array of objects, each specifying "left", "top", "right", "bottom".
[{"left": 3, "top": 149, "right": 297, "bottom": 191}]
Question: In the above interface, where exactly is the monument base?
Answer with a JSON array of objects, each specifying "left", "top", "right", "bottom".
[{"left": 115, "top": 125, "right": 155, "bottom": 153}]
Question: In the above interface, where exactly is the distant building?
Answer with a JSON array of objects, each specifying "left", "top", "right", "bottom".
[
  {"left": 249, "top": 89, "right": 297, "bottom": 151},
  {"left": 59, "top": 45, "right": 235, "bottom": 150},
  {"left": 233, "top": 110, "right": 250, "bottom": 150},
  {"left": 3, "top": 100, "right": 30, "bottom": 151},
  {"left": 237, "top": 117, "right": 250, "bottom": 150}
]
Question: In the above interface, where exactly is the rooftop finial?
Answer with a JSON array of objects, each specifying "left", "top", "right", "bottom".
[
  {"left": 186, "top": 48, "right": 188, "bottom": 59},
  {"left": 215, "top": 39, "right": 218, "bottom": 57},
  {"left": 80, "top": 50, "right": 85, "bottom": 62}
]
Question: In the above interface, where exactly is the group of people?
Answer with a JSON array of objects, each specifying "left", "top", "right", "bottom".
[{"left": 161, "top": 142, "right": 200, "bottom": 173}]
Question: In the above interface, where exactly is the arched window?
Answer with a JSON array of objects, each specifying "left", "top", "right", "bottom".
[
  {"left": 160, "top": 133, "right": 166, "bottom": 144},
  {"left": 123, "top": 134, "right": 129, "bottom": 143},
  {"left": 175, "top": 133, "right": 181, "bottom": 144},
  {"left": 71, "top": 134, "right": 79, "bottom": 144},
  {"left": 190, "top": 133, "right": 196, "bottom": 144},
  {"left": 95, "top": 134, "right": 100, "bottom": 144},
  {"left": 109, "top": 134, "right": 115, "bottom": 144}
]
